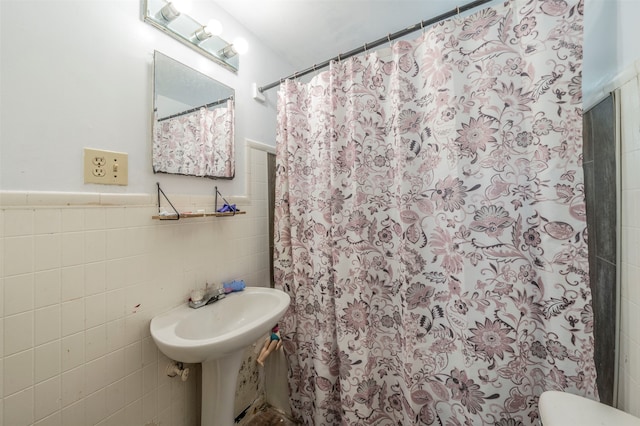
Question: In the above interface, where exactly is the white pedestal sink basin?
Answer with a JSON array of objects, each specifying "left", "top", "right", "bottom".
[{"left": 150, "top": 287, "right": 290, "bottom": 426}]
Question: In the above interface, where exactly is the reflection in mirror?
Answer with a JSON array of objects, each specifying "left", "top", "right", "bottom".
[{"left": 153, "top": 51, "right": 235, "bottom": 179}]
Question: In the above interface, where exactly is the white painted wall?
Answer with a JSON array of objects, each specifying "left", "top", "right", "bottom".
[
  {"left": 584, "top": 0, "right": 640, "bottom": 108},
  {"left": 0, "top": 0, "right": 289, "bottom": 196}
]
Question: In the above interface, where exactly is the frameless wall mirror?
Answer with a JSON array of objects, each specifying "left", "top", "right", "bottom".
[
  {"left": 153, "top": 51, "right": 235, "bottom": 179},
  {"left": 143, "top": 0, "right": 242, "bottom": 73}
]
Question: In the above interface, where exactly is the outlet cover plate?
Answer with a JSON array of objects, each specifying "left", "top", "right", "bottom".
[{"left": 84, "top": 148, "right": 129, "bottom": 185}]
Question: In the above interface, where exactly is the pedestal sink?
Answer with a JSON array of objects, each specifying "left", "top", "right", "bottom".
[{"left": 150, "top": 287, "right": 290, "bottom": 426}]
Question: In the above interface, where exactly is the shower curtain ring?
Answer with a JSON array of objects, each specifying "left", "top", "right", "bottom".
[
  {"left": 387, "top": 33, "right": 392, "bottom": 48},
  {"left": 363, "top": 42, "right": 368, "bottom": 52},
  {"left": 420, "top": 21, "right": 425, "bottom": 34},
  {"left": 456, "top": 6, "right": 460, "bottom": 15}
]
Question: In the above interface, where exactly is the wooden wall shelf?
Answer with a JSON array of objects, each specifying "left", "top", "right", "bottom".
[
  {"left": 154, "top": 182, "right": 244, "bottom": 220},
  {"left": 152, "top": 211, "right": 246, "bottom": 220}
]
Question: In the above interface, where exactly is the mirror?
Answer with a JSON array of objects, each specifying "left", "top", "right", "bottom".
[{"left": 153, "top": 51, "right": 235, "bottom": 179}]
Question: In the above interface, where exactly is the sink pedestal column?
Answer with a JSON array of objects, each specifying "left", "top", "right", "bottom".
[{"left": 201, "top": 351, "right": 244, "bottom": 426}]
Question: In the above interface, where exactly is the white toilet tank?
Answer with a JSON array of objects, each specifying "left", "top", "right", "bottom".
[{"left": 539, "top": 391, "right": 640, "bottom": 426}]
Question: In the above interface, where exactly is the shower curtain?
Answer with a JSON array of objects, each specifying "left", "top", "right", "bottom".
[
  {"left": 153, "top": 100, "right": 235, "bottom": 178},
  {"left": 274, "top": 1, "right": 596, "bottom": 425}
]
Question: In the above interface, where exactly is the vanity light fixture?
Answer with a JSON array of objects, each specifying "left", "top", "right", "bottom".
[
  {"left": 156, "top": 0, "right": 191, "bottom": 22},
  {"left": 157, "top": 3, "right": 180, "bottom": 22},
  {"left": 218, "top": 44, "right": 237, "bottom": 59},
  {"left": 190, "top": 19, "right": 223, "bottom": 43},
  {"left": 142, "top": 0, "right": 244, "bottom": 72},
  {"left": 191, "top": 26, "right": 211, "bottom": 43},
  {"left": 218, "top": 37, "right": 249, "bottom": 59}
]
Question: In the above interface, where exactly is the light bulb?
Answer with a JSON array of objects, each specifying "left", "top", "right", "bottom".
[
  {"left": 206, "top": 19, "right": 223, "bottom": 36},
  {"left": 171, "top": 0, "right": 192, "bottom": 14},
  {"left": 232, "top": 37, "right": 249, "bottom": 55}
]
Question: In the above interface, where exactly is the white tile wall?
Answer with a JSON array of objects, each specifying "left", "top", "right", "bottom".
[
  {"left": 619, "top": 76, "right": 640, "bottom": 416},
  {"left": 0, "top": 147, "right": 273, "bottom": 425}
]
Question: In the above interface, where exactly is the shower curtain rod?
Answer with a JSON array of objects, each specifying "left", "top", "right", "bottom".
[
  {"left": 258, "top": 0, "right": 494, "bottom": 93},
  {"left": 157, "top": 95, "right": 234, "bottom": 122}
]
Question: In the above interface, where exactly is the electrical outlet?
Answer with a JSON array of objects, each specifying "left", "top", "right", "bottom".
[{"left": 84, "top": 148, "right": 128, "bottom": 185}]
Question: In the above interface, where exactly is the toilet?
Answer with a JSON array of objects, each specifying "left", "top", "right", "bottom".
[{"left": 539, "top": 391, "right": 640, "bottom": 426}]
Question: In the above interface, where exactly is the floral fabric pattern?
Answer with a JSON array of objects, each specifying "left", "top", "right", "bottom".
[
  {"left": 153, "top": 100, "right": 234, "bottom": 178},
  {"left": 274, "top": 1, "right": 595, "bottom": 425}
]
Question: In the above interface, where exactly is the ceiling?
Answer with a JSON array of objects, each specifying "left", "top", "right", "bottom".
[
  {"left": 214, "top": 0, "right": 493, "bottom": 72},
  {"left": 213, "top": 0, "right": 617, "bottom": 105}
]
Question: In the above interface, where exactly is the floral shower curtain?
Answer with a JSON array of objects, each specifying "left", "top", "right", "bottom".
[
  {"left": 153, "top": 100, "right": 235, "bottom": 178},
  {"left": 274, "top": 0, "right": 596, "bottom": 425}
]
